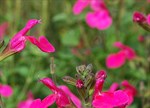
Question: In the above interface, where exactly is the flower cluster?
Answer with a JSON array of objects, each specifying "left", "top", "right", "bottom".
[
  {"left": 15, "top": 64, "right": 135, "bottom": 108},
  {"left": 106, "top": 41, "right": 136, "bottom": 69},
  {"left": 73, "top": 0, "right": 112, "bottom": 30}
]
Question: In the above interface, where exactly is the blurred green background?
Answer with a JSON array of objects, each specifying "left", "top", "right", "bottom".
[{"left": 0, "top": 0, "right": 150, "bottom": 108}]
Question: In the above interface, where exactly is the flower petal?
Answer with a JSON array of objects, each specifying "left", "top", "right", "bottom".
[
  {"left": 29, "top": 99, "right": 42, "bottom": 108},
  {"left": 59, "top": 85, "right": 82, "bottom": 108},
  {"left": 73, "top": 0, "right": 89, "bottom": 15},
  {"left": 93, "top": 90, "right": 129, "bottom": 108},
  {"left": 42, "top": 94, "right": 56, "bottom": 107},
  {"left": 106, "top": 51, "right": 126, "bottom": 69},
  {"left": 109, "top": 83, "right": 119, "bottom": 92},
  {"left": 96, "top": 10, "right": 112, "bottom": 30},
  {"left": 26, "top": 36, "right": 55, "bottom": 53},
  {"left": 40, "top": 78, "right": 58, "bottom": 92}
]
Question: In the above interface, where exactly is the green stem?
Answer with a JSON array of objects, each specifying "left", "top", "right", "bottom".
[
  {"left": 50, "top": 57, "right": 57, "bottom": 83},
  {"left": 0, "top": 95, "right": 4, "bottom": 108}
]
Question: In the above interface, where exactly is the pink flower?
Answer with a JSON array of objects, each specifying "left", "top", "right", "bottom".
[
  {"left": 73, "top": 0, "right": 112, "bottom": 30},
  {"left": 92, "top": 70, "right": 129, "bottom": 108},
  {"left": 0, "top": 84, "right": 13, "bottom": 97},
  {"left": 0, "top": 22, "right": 9, "bottom": 42},
  {"left": 40, "top": 78, "right": 81, "bottom": 108},
  {"left": 17, "top": 92, "right": 34, "bottom": 108},
  {"left": 86, "top": 10, "right": 112, "bottom": 30},
  {"left": 106, "top": 42, "right": 136, "bottom": 69},
  {"left": 8, "top": 19, "right": 55, "bottom": 53}
]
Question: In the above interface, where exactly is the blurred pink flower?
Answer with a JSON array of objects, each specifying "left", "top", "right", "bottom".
[
  {"left": 73, "top": 0, "right": 112, "bottom": 30},
  {"left": 0, "top": 22, "right": 9, "bottom": 41},
  {"left": 40, "top": 78, "right": 81, "bottom": 108},
  {"left": 86, "top": 10, "right": 112, "bottom": 30},
  {"left": 7, "top": 19, "right": 55, "bottom": 53},
  {"left": 92, "top": 70, "right": 129, "bottom": 108},
  {"left": 17, "top": 92, "right": 34, "bottom": 108},
  {"left": 106, "top": 42, "right": 136, "bottom": 69},
  {"left": 0, "top": 84, "right": 13, "bottom": 97}
]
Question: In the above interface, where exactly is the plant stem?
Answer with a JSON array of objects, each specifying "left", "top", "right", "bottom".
[{"left": 50, "top": 57, "right": 57, "bottom": 83}]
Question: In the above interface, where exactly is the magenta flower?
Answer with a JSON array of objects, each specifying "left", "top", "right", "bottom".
[
  {"left": 40, "top": 78, "right": 81, "bottom": 108},
  {"left": 0, "top": 83, "right": 13, "bottom": 97},
  {"left": 0, "top": 22, "right": 8, "bottom": 42},
  {"left": 0, "top": 19, "right": 55, "bottom": 61},
  {"left": 17, "top": 92, "right": 34, "bottom": 108},
  {"left": 9, "top": 19, "right": 55, "bottom": 53},
  {"left": 86, "top": 10, "right": 112, "bottom": 30},
  {"left": 92, "top": 70, "right": 129, "bottom": 108},
  {"left": 106, "top": 42, "right": 136, "bottom": 69},
  {"left": 73, "top": 0, "right": 112, "bottom": 30}
]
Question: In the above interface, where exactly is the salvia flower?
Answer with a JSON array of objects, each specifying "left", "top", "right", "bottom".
[
  {"left": 0, "top": 19, "right": 55, "bottom": 61},
  {"left": 0, "top": 83, "right": 13, "bottom": 97},
  {"left": 92, "top": 70, "right": 129, "bottom": 108},
  {"left": 73, "top": 0, "right": 112, "bottom": 30},
  {"left": 106, "top": 41, "right": 136, "bottom": 69},
  {"left": 40, "top": 78, "right": 81, "bottom": 108}
]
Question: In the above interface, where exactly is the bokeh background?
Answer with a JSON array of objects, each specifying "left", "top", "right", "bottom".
[{"left": 0, "top": 0, "right": 150, "bottom": 108}]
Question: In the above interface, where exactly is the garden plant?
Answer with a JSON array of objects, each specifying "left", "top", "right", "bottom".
[{"left": 0, "top": 0, "right": 150, "bottom": 108}]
